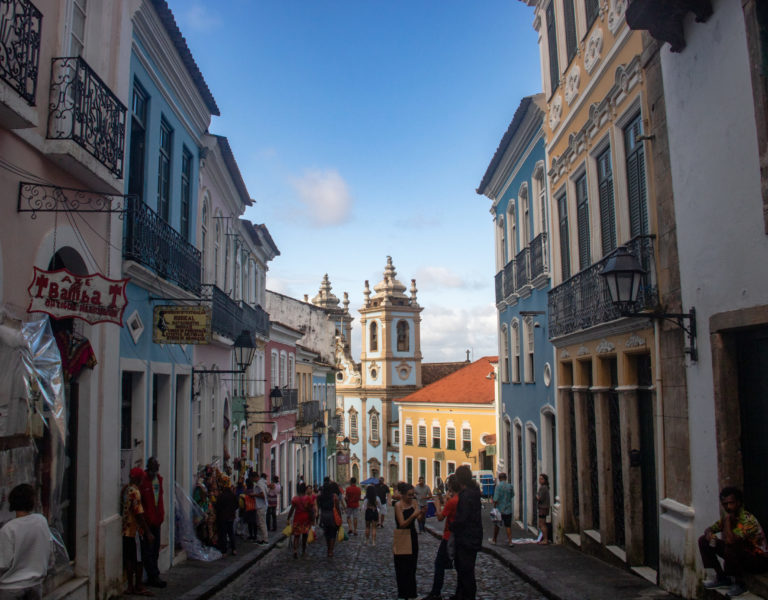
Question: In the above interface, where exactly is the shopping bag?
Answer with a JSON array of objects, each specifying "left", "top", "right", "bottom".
[
  {"left": 307, "top": 527, "right": 316, "bottom": 544},
  {"left": 282, "top": 523, "right": 292, "bottom": 536},
  {"left": 337, "top": 526, "right": 345, "bottom": 542},
  {"left": 490, "top": 508, "right": 502, "bottom": 524},
  {"left": 393, "top": 528, "right": 412, "bottom": 555}
]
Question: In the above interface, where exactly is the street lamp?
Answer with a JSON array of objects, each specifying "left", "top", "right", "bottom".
[
  {"left": 232, "top": 329, "right": 257, "bottom": 372},
  {"left": 600, "top": 245, "right": 697, "bottom": 361}
]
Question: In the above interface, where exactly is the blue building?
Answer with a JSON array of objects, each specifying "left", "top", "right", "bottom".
[
  {"left": 119, "top": 0, "right": 219, "bottom": 571},
  {"left": 477, "top": 95, "right": 557, "bottom": 533}
]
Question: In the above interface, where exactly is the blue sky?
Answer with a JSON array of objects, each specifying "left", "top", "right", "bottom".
[{"left": 167, "top": 0, "right": 542, "bottom": 362}]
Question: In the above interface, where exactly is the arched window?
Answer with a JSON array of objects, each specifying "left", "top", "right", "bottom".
[
  {"left": 224, "top": 227, "right": 230, "bottom": 291},
  {"left": 496, "top": 216, "right": 506, "bottom": 270},
  {"left": 524, "top": 316, "right": 535, "bottom": 383},
  {"left": 201, "top": 198, "right": 209, "bottom": 282},
  {"left": 533, "top": 161, "right": 548, "bottom": 237},
  {"left": 370, "top": 412, "right": 379, "bottom": 443},
  {"left": 288, "top": 354, "right": 295, "bottom": 388},
  {"left": 511, "top": 320, "right": 521, "bottom": 383},
  {"left": 461, "top": 425, "right": 472, "bottom": 453},
  {"left": 397, "top": 320, "right": 409, "bottom": 351},
  {"left": 214, "top": 218, "right": 221, "bottom": 287},
  {"left": 507, "top": 202, "right": 517, "bottom": 260},
  {"left": 280, "top": 351, "right": 288, "bottom": 387},
  {"left": 519, "top": 183, "right": 530, "bottom": 247},
  {"left": 501, "top": 324, "right": 510, "bottom": 383},
  {"left": 370, "top": 321, "right": 378, "bottom": 352},
  {"left": 349, "top": 409, "right": 359, "bottom": 440}
]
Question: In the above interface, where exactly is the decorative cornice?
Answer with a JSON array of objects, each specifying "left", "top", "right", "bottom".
[
  {"left": 596, "top": 339, "right": 616, "bottom": 354},
  {"left": 548, "top": 94, "right": 563, "bottom": 131},
  {"left": 584, "top": 27, "right": 604, "bottom": 74},
  {"left": 577, "top": 346, "right": 590, "bottom": 356},
  {"left": 625, "top": 334, "right": 647, "bottom": 348},
  {"left": 565, "top": 66, "right": 581, "bottom": 106},
  {"left": 560, "top": 349, "right": 571, "bottom": 359}
]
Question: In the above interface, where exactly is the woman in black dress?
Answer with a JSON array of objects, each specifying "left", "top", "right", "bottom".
[
  {"left": 393, "top": 482, "right": 426, "bottom": 600},
  {"left": 317, "top": 481, "right": 342, "bottom": 557}
]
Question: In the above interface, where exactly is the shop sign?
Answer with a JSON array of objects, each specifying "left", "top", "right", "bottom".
[
  {"left": 152, "top": 305, "right": 211, "bottom": 344},
  {"left": 27, "top": 267, "right": 128, "bottom": 326},
  {"left": 336, "top": 452, "right": 349, "bottom": 465},
  {"left": 486, "top": 444, "right": 497, "bottom": 456}
]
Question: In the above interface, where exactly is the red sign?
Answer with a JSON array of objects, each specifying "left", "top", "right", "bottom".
[{"left": 27, "top": 267, "right": 129, "bottom": 326}]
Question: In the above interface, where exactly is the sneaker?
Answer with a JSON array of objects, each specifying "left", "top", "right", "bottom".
[
  {"left": 726, "top": 582, "right": 747, "bottom": 597},
  {"left": 703, "top": 576, "right": 731, "bottom": 589},
  {"left": 488, "top": 538, "right": 496, "bottom": 545}
]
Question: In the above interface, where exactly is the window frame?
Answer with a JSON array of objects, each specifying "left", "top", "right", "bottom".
[
  {"left": 180, "top": 147, "right": 192, "bottom": 241},
  {"left": 157, "top": 118, "right": 173, "bottom": 222},
  {"left": 418, "top": 424, "right": 427, "bottom": 448},
  {"left": 405, "top": 423, "right": 414, "bottom": 446},
  {"left": 446, "top": 426, "right": 456, "bottom": 450},
  {"left": 432, "top": 425, "right": 441, "bottom": 449}
]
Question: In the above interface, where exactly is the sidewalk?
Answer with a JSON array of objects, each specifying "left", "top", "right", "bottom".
[
  {"left": 425, "top": 508, "right": 677, "bottom": 600},
  {"left": 120, "top": 512, "right": 289, "bottom": 600}
]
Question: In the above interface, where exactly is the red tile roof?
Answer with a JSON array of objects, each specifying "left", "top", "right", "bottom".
[
  {"left": 421, "top": 361, "right": 470, "bottom": 385},
  {"left": 398, "top": 357, "right": 498, "bottom": 405}
]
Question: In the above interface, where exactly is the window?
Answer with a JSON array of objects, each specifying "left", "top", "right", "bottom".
[
  {"left": 446, "top": 427, "right": 456, "bottom": 450},
  {"left": 507, "top": 202, "right": 517, "bottom": 260},
  {"left": 405, "top": 423, "right": 414, "bottom": 446},
  {"left": 433, "top": 461, "right": 441, "bottom": 485},
  {"left": 211, "top": 394, "right": 215, "bottom": 430},
  {"left": 157, "top": 119, "right": 172, "bottom": 221},
  {"left": 564, "top": 0, "right": 578, "bottom": 64},
  {"left": 370, "top": 412, "right": 380, "bottom": 442},
  {"left": 520, "top": 185, "right": 530, "bottom": 246},
  {"left": 224, "top": 230, "right": 230, "bottom": 291},
  {"left": 535, "top": 167, "right": 547, "bottom": 236},
  {"left": 406, "top": 457, "right": 413, "bottom": 484},
  {"left": 501, "top": 324, "right": 510, "bottom": 383},
  {"left": 128, "top": 82, "right": 147, "bottom": 200},
  {"left": 418, "top": 424, "right": 427, "bottom": 447},
  {"left": 558, "top": 193, "right": 571, "bottom": 280},
  {"left": 585, "top": 0, "right": 600, "bottom": 30},
  {"left": 576, "top": 173, "right": 591, "bottom": 270},
  {"left": 524, "top": 316, "right": 535, "bottom": 383},
  {"left": 625, "top": 114, "right": 649, "bottom": 237},
  {"left": 280, "top": 352, "right": 287, "bottom": 387},
  {"left": 462, "top": 428, "right": 472, "bottom": 453},
  {"left": 419, "top": 458, "right": 426, "bottom": 479},
  {"left": 597, "top": 147, "right": 617, "bottom": 255},
  {"left": 201, "top": 199, "right": 209, "bottom": 281},
  {"left": 214, "top": 218, "right": 221, "bottom": 286},
  {"left": 432, "top": 426, "right": 440, "bottom": 448},
  {"left": 447, "top": 462, "right": 456, "bottom": 475},
  {"left": 496, "top": 217, "right": 506, "bottom": 269},
  {"left": 69, "top": 0, "right": 86, "bottom": 56},
  {"left": 394, "top": 429, "right": 400, "bottom": 446},
  {"left": 511, "top": 321, "right": 521, "bottom": 383},
  {"left": 370, "top": 321, "right": 378, "bottom": 351},
  {"left": 397, "top": 320, "right": 409, "bottom": 352},
  {"left": 270, "top": 350, "right": 278, "bottom": 388},
  {"left": 350, "top": 410, "right": 358, "bottom": 440},
  {"left": 546, "top": 1, "right": 560, "bottom": 95},
  {"left": 288, "top": 354, "right": 295, "bottom": 388},
  {"left": 180, "top": 148, "right": 192, "bottom": 240}
]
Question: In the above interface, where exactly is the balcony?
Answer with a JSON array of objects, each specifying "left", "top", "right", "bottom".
[
  {"left": 530, "top": 233, "right": 549, "bottom": 280},
  {"left": 241, "top": 301, "right": 270, "bottom": 339},
  {"left": 515, "top": 247, "right": 530, "bottom": 291},
  {"left": 275, "top": 388, "right": 298, "bottom": 413},
  {"left": 297, "top": 400, "right": 321, "bottom": 427},
  {"left": 503, "top": 260, "right": 516, "bottom": 298},
  {"left": 124, "top": 197, "right": 201, "bottom": 295},
  {"left": 47, "top": 56, "right": 126, "bottom": 178},
  {"left": 548, "top": 235, "right": 657, "bottom": 339},
  {"left": 203, "top": 285, "right": 241, "bottom": 340},
  {"left": 495, "top": 270, "right": 503, "bottom": 304},
  {"left": 0, "top": 0, "right": 41, "bottom": 115}
]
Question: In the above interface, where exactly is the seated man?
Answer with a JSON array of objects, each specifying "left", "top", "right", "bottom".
[{"left": 699, "top": 486, "right": 768, "bottom": 597}]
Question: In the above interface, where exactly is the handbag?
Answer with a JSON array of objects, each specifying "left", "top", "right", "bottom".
[
  {"left": 392, "top": 527, "right": 413, "bottom": 555},
  {"left": 333, "top": 506, "right": 342, "bottom": 527}
]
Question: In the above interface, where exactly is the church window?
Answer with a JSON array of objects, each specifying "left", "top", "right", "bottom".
[
  {"left": 405, "top": 423, "right": 413, "bottom": 446},
  {"left": 350, "top": 410, "right": 359, "bottom": 440},
  {"left": 418, "top": 425, "right": 427, "bottom": 447},
  {"left": 397, "top": 320, "right": 409, "bottom": 351},
  {"left": 446, "top": 427, "right": 456, "bottom": 450},
  {"left": 370, "top": 321, "right": 378, "bottom": 351},
  {"left": 370, "top": 412, "right": 380, "bottom": 443}
]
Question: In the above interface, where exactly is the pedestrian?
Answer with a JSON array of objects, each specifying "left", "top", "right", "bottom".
[
  {"left": 267, "top": 480, "right": 279, "bottom": 532},
  {"left": 393, "top": 482, "right": 425, "bottom": 600},
  {"left": 699, "top": 486, "right": 768, "bottom": 597},
  {"left": 286, "top": 483, "right": 316, "bottom": 559},
  {"left": 376, "top": 477, "right": 390, "bottom": 527},
  {"left": 253, "top": 473, "right": 269, "bottom": 544},
  {"left": 450, "top": 465, "right": 482, "bottom": 600},
  {"left": 414, "top": 476, "right": 432, "bottom": 533},
  {"left": 215, "top": 475, "right": 238, "bottom": 555},
  {"left": 345, "top": 477, "right": 362, "bottom": 536},
  {"left": 138, "top": 457, "right": 167, "bottom": 588},
  {"left": 0, "top": 484, "right": 55, "bottom": 600},
  {"left": 537, "top": 473, "right": 551, "bottom": 545},
  {"left": 362, "top": 485, "right": 383, "bottom": 546},
  {"left": 240, "top": 480, "right": 258, "bottom": 541},
  {"left": 121, "top": 469, "right": 154, "bottom": 597},
  {"left": 421, "top": 474, "right": 461, "bottom": 600},
  {"left": 490, "top": 472, "right": 514, "bottom": 546},
  {"left": 317, "top": 481, "right": 343, "bottom": 558}
]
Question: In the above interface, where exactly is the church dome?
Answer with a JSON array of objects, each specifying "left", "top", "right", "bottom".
[
  {"left": 312, "top": 274, "right": 340, "bottom": 308},
  {"left": 372, "top": 256, "right": 409, "bottom": 302}
]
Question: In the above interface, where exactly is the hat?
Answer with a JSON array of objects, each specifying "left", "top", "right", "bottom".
[{"left": 130, "top": 467, "right": 144, "bottom": 479}]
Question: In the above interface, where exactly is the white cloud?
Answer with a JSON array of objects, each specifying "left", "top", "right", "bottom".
[
  {"left": 415, "top": 266, "right": 465, "bottom": 289},
  {"left": 181, "top": 3, "right": 222, "bottom": 32},
  {"left": 419, "top": 303, "right": 498, "bottom": 363},
  {"left": 291, "top": 168, "right": 353, "bottom": 227}
]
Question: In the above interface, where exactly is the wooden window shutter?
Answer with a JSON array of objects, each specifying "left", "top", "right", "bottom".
[
  {"left": 576, "top": 174, "right": 591, "bottom": 270},
  {"left": 558, "top": 194, "right": 571, "bottom": 280},
  {"left": 597, "top": 148, "right": 617, "bottom": 255},
  {"left": 564, "top": 0, "right": 578, "bottom": 64},
  {"left": 585, "top": 0, "right": 600, "bottom": 29},
  {"left": 625, "top": 115, "right": 649, "bottom": 237},
  {"left": 546, "top": 2, "right": 560, "bottom": 95}
]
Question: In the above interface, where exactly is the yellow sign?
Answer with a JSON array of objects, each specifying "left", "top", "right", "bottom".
[{"left": 152, "top": 306, "right": 211, "bottom": 344}]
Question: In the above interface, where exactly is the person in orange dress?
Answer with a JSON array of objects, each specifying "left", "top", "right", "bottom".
[{"left": 286, "top": 483, "right": 316, "bottom": 558}]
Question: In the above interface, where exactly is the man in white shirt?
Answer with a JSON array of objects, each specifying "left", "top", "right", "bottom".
[
  {"left": 254, "top": 474, "right": 270, "bottom": 544},
  {"left": 0, "top": 484, "right": 53, "bottom": 600}
]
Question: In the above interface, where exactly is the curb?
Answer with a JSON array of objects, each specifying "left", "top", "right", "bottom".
[{"left": 175, "top": 535, "right": 286, "bottom": 600}]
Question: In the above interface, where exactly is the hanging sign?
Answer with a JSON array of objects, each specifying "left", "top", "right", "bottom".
[
  {"left": 152, "top": 305, "right": 211, "bottom": 345},
  {"left": 336, "top": 452, "right": 350, "bottom": 465},
  {"left": 27, "top": 267, "right": 129, "bottom": 326}
]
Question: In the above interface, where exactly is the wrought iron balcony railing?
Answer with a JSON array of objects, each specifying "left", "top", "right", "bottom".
[
  {"left": 495, "top": 270, "right": 503, "bottom": 304},
  {"left": 503, "top": 260, "right": 516, "bottom": 298},
  {"left": 515, "top": 247, "right": 530, "bottom": 291},
  {"left": 297, "top": 400, "right": 321, "bottom": 427},
  {"left": 548, "top": 235, "right": 657, "bottom": 339},
  {"left": 47, "top": 56, "right": 126, "bottom": 178},
  {"left": 530, "top": 232, "right": 548, "bottom": 280},
  {"left": 275, "top": 388, "right": 298, "bottom": 413},
  {"left": 201, "top": 284, "right": 241, "bottom": 340},
  {"left": 123, "top": 197, "right": 201, "bottom": 294},
  {"left": 0, "top": 0, "right": 41, "bottom": 105},
  {"left": 241, "top": 301, "right": 270, "bottom": 339}
]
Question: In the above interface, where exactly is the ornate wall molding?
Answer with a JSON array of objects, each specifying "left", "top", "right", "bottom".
[
  {"left": 625, "top": 334, "right": 647, "bottom": 348},
  {"left": 549, "top": 94, "right": 563, "bottom": 131},
  {"left": 584, "top": 27, "right": 604, "bottom": 74},
  {"left": 577, "top": 345, "right": 590, "bottom": 356},
  {"left": 607, "top": 0, "right": 628, "bottom": 35},
  {"left": 565, "top": 66, "right": 581, "bottom": 105},
  {"left": 596, "top": 339, "right": 616, "bottom": 354},
  {"left": 560, "top": 349, "right": 571, "bottom": 359}
]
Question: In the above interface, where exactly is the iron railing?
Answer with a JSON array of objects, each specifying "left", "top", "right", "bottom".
[
  {"left": 297, "top": 400, "right": 321, "bottom": 426},
  {"left": 515, "top": 247, "right": 530, "bottom": 291},
  {"left": 201, "top": 284, "right": 241, "bottom": 340},
  {"left": 495, "top": 270, "right": 503, "bottom": 304},
  {"left": 123, "top": 197, "right": 201, "bottom": 294},
  {"left": 503, "top": 260, "right": 516, "bottom": 298},
  {"left": 276, "top": 388, "right": 298, "bottom": 413},
  {"left": 548, "top": 235, "right": 657, "bottom": 338},
  {"left": 530, "top": 232, "right": 548, "bottom": 279},
  {"left": 48, "top": 56, "right": 126, "bottom": 178},
  {"left": 0, "top": 0, "right": 41, "bottom": 105},
  {"left": 241, "top": 301, "right": 270, "bottom": 339}
]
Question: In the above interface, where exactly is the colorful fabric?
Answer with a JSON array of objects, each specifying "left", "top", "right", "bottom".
[
  {"left": 139, "top": 473, "right": 165, "bottom": 526},
  {"left": 441, "top": 495, "right": 459, "bottom": 541},
  {"left": 709, "top": 508, "right": 768, "bottom": 555},
  {"left": 121, "top": 484, "right": 144, "bottom": 538},
  {"left": 493, "top": 481, "right": 514, "bottom": 515},
  {"left": 292, "top": 496, "right": 315, "bottom": 535}
]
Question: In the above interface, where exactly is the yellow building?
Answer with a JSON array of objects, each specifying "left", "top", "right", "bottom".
[{"left": 395, "top": 357, "right": 498, "bottom": 488}]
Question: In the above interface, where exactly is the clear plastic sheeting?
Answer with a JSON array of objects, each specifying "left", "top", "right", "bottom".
[{"left": 174, "top": 482, "right": 222, "bottom": 562}]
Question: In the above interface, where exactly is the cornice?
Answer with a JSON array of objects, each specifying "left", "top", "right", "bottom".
[
  {"left": 123, "top": 260, "right": 201, "bottom": 300},
  {"left": 549, "top": 315, "right": 652, "bottom": 348}
]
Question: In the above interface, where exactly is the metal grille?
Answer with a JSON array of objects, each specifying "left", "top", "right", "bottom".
[
  {"left": 587, "top": 393, "right": 600, "bottom": 530},
  {"left": 203, "top": 284, "right": 241, "bottom": 340},
  {"left": 47, "top": 57, "right": 127, "bottom": 178},
  {"left": 0, "top": 0, "right": 41, "bottom": 105},
  {"left": 515, "top": 247, "right": 530, "bottom": 291},
  {"left": 240, "top": 301, "right": 269, "bottom": 338},
  {"left": 503, "top": 260, "right": 516, "bottom": 298},
  {"left": 530, "top": 232, "right": 548, "bottom": 279}
]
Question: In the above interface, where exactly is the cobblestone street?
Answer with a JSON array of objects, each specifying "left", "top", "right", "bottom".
[{"left": 210, "top": 521, "right": 546, "bottom": 600}]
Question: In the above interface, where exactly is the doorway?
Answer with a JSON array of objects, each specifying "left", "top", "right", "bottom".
[{"left": 636, "top": 354, "right": 658, "bottom": 570}]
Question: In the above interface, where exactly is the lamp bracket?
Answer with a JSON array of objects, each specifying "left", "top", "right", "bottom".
[{"left": 621, "top": 306, "right": 697, "bottom": 362}]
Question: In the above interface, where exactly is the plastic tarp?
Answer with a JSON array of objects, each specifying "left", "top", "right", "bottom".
[{"left": 174, "top": 482, "right": 222, "bottom": 562}]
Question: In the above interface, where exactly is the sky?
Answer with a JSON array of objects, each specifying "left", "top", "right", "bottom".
[{"left": 166, "top": 0, "right": 542, "bottom": 363}]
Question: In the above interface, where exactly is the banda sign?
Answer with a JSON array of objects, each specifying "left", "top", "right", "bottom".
[
  {"left": 27, "top": 267, "right": 128, "bottom": 326},
  {"left": 153, "top": 305, "right": 211, "bottom": 344}
]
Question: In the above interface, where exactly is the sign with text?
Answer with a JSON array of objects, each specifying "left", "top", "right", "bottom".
[
  {"left": 27, "top": 267, "right": 128, "bottom": 326},
  {"left": 152, "top": 305, "right": 211, "bottom": 345},
  {"left": 336, "top": 452, "right": 349, "bottom": 465}
]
